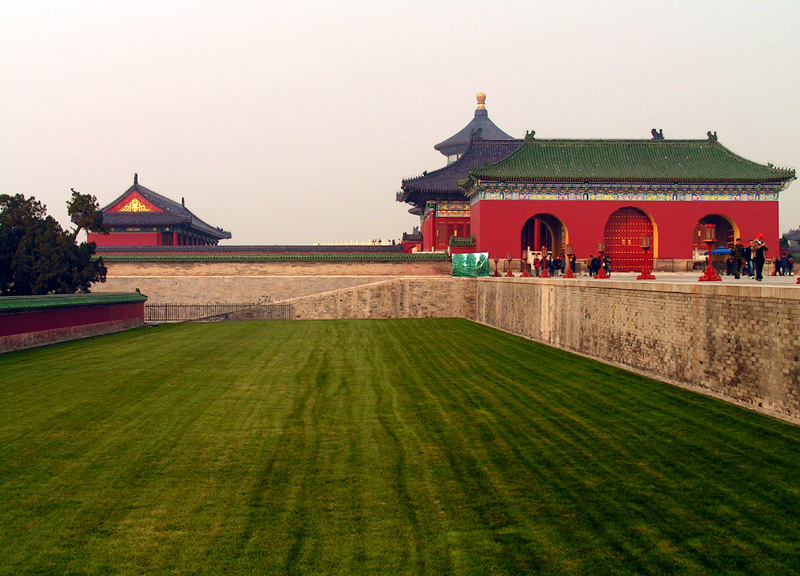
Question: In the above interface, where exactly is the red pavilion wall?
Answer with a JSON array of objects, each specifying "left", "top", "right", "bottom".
[
  {"left": 421, "top": 215, "right": 436, "bottom": 251},
  {"left": 472, "top": 199, "right": 779, "bottom": 262},
  {"left": 89, "top": 232, "right": 164, "bottom": 246},
  {"left": 420, "top": 215, "right": 471, "bottom": 251}
]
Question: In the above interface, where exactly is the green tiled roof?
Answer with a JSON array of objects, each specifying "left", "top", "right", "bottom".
[
  {"left": 467, "top": 137, "right": 796, "bottom": 183},
  {"left": 0, "top": 292, "right": 147, "bottom": 314}
]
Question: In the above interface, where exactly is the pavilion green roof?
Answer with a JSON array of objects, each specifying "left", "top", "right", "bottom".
[{"left": 467, "top": 136, "right": 796, "bottom": 184}]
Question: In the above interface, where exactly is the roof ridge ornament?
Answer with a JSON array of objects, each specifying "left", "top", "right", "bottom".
[
  {"left": 707, "top": 131, "right": 718, "bottom": 142},
  {"left": 133, "top": 173, "right": 138, "bottom": 186},
  {"left": 476, "top": 93, "right": 486, "bottom": 110},
  {"left": 525, "top": 130, "right": 536, "bottom": 142},
  {"left": 470, "top": 128, "right": 483, "bottom": 142},
  {"left": 651, "top": 128, "right": 664, "bottom": 140}
]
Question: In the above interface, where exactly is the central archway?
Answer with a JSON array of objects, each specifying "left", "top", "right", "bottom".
[
  {"left": 521, "top": 214, "right": 566, "bottom": 255},
  {"left": 602, "top": 207, "right": 654, "bottom": 272}
]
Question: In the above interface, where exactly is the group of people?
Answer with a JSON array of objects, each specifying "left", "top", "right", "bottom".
[
  {"left": 728, "top": 234, "right": 773, "bottom": 281},
  {"left": 587, "top": 254, "right": 612, "bottom": 277},
  {"left": 772, "top": 254, "right": 794, "bottom": 276},
  {"left": 523, "top": 236, "right": 788, "bottom": 281},
  {"left": 527, "top": 252, "right": 578, "bottom": 277},
  {"left": 525, "top": 251, "right": 612, "bottom": 277}
]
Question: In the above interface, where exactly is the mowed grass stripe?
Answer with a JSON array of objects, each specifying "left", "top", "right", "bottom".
[{"left": 0, "top": 318, "right": 798, "bottom": 575}]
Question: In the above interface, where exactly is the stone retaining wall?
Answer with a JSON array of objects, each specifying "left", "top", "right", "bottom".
[
  {"left": 287, "top": 278, "right": 477, "bottom": 320},
  {"left": 97, "top": 276, "right": 404, "bottom": 305},
  {"left": 95, "top": 260, "right": 452, "bottom": 304},
  {"left": 475, "top": 278, "right": 800, "bottom": 420}
]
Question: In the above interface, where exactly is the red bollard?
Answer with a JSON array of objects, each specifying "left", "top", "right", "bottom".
[{"left": 505, "top": 256, "right": 514, "bottom": 277}]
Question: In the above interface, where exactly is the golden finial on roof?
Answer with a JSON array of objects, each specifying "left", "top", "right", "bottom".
[{"left": 476, "top": 93, "right": 486, "bottom": 110}]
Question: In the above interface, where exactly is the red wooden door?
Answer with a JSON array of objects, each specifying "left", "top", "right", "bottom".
[{"left": 603, "top": 208, "right": 654, "bottom": 272}]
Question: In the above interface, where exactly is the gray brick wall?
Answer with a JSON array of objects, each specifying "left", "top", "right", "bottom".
[{"left": 476, "top": 278, "right": 800, "bottom": 420}]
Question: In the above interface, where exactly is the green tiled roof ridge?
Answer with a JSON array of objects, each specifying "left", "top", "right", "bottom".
[
  {"left": 0, "top": 292, "right": 147, "bottom": 313},
  {"left": 468, "top": 138, "right": 796, "bottom": 182}
]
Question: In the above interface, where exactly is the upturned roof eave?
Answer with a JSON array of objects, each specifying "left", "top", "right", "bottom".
[
  {"left": 467, "top": 175, "right": 794, "bottom": 185},
  {"left": 401, "top": 184, "right": 466, "bottom": 195},
  {"left": 402, "top": 138, "right": 525, "bottom": 195}
]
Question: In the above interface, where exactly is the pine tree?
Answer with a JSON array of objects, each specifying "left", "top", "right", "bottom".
[{"left": 0, "top": 191, "right": 108, "bottom": 295}]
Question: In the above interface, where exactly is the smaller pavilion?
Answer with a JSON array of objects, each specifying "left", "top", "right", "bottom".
[
  {"left": 399, "top": 93, "right": 519, "bottom": 251},
  {"left": 400, "top": 131, "right": 523, "bottom": 251},
  {"left": 88, "top": 175, "right": 231, "bottom": 247},
  {"left": 434, "top": 93, "right": 515, "bottom": 164}
]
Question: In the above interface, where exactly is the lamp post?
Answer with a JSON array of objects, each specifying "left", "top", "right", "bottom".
[
  {"left": 699, "top": 224, "right": 722, "bottom": 281},
  {"left": 539, "top": 246, "right": 551, "bottom": 278},
  {"left": 595, "top": 240, "right": 610, "bottom": 279},
  {"left": 563, "top": 244, "right": 576, "bottom": 278},
  {"left": 637, "top": 234, "right": 656, "bottom": 280},
  {"left": 521, "top": 249, "right": 531, "bottom": 277},
  {"left": 505, "top": 253, "right": 514, "bottom": 277}
]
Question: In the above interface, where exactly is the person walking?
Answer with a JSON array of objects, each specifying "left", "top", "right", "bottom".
[
  {"left": 752, "top": 234, "right": 768, "bottom": 281},
  {"left": 730, "top": 238, "right": 744, "bottom": 279},
  {"left": 743, "top": 241, "right": 753, "bottom": 278}
]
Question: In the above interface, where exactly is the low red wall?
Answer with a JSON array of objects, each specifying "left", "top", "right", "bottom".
[
  {"left": 0, "top": 302, "right": 143, "bottom": 337},
  {"left": 0, "top": 294, "right": 146, "bottom": 353}
]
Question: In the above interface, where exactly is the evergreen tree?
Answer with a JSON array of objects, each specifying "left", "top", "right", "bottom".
[{"left": 0, "top": 191, "right": 108, "bottom": 295}]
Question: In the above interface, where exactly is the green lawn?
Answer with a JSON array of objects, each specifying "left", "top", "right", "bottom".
[{"left": 1, "top": 319, "right": 799, "bottom": 575}]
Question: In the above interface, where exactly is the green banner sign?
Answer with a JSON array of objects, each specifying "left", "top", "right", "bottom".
[{"left": 452, "top": 253, "right": 490, "bottom": 277}]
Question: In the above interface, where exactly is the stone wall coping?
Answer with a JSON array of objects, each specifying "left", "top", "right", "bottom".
[{"left": 477, "top": 277, "right": 800, "bottom": 301}]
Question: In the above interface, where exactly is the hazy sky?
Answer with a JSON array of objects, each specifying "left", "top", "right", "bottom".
[{"left": 2, "top": 1, "right": 798, "bottom": 244}]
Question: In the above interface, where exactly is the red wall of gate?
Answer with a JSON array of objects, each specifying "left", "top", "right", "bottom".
[{"left": 472, "top": 199, "right": 779, "bottom": 262}]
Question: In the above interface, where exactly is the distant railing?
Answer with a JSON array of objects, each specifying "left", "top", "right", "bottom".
[
  {"left": 145, "top": 303, "right": 294, "bottom": 323},
  {"left": 449, "top": 236, "right": 475, "bottom": 247}
]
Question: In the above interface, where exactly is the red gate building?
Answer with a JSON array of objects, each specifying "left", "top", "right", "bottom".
[
  {"left": 462, "top": 132, "right": 795, "bottom": 270},
  {"left": 398, "top": 95, "right": 796, "bottom": 271}
]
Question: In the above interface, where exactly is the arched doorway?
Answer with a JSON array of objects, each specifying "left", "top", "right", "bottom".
[
  {"left": 693, "top": 214, "right": 736, "bottom": 270},
  {"left": 603, "top": 207, "right": 654, "bottom": 272},
  {"left": 693, "top": 215, "right": 736, "bottom": 251},
  {"left": 521, "top": 214, "right": 566, "bottom": 256}
]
